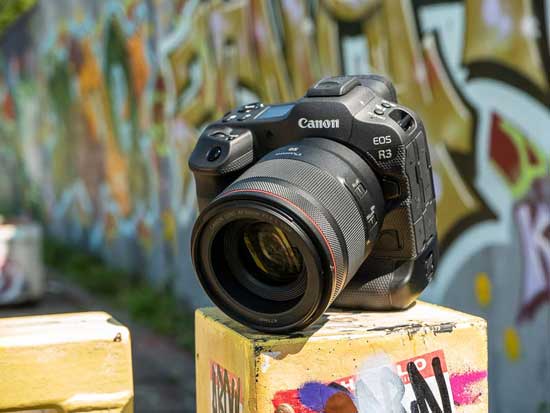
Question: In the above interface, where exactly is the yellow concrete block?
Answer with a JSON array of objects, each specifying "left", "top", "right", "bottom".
[
  {"left": 0, "top": 312, "right": 134, "bottom": 412},
  {"left": 196, "top": 302, "right": 488, "bottom": 413}
]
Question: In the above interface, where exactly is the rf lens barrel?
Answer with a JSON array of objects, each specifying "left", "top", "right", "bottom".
[{"left": 191, "top": 138, "right": 384, "bottom": 332}]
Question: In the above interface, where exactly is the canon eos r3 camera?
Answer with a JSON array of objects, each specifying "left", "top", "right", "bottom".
[{"left": 189, "top": 75, "right": 438, "bottom": 333}]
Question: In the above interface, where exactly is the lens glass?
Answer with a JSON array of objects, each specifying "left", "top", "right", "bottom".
[{"left": 240, "top": 222, "right": 304, "bottom": 285}]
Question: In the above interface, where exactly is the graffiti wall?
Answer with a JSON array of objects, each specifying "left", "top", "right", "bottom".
[{"left": 0, "top": 0, "right": 548, "bottom": 411}]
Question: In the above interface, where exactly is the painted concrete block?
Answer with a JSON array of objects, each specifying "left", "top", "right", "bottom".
[
  {"left": 196, "top": 302, "right": 488, "bottom": 413},
  {"left": 0, "top": 222, "right": 45, "bottom": 305},
  {"left": 0, "top": 312, "right": 134, "bottom": 412}
]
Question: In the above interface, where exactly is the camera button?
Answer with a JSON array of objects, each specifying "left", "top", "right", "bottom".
[
  {"left": 240, "top": 102, "right": 263, "bottom": 111},
  {"left": 374, "top": 108, "right": 385, "bottom": 116},
  {"left": 381, "top": 101, "right": 392, "bottom": 108},
  {"left": 377, "top": 230, "right": 401, "bottom": 251},
  {"left": 211, "top": 131, "right": 236, "bottom": 141},
  {"left": 381, "top": 178, "right": 400, "bottom": 200},
  {"left": 238, "top": 113, "right": 253, "bottom": 121},
  {"left": 206, "top": 146, "right": 222, "bottom": 162},
  {"left": 210, "top": 132, "right": 228, "bottom": 140},
  {"left": 223, "top": 113, "right": 238, "bottom": 122}
]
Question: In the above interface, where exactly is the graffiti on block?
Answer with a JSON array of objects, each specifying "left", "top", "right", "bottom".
[
  {"left": 398, "top": 351, "right": 455, "bottom": 412},
  {"left": 272, "top": 350, "right": 487, "bottom": 413},
  {"left": 210, "top": 361, "right": 242, "bottom": 413}
]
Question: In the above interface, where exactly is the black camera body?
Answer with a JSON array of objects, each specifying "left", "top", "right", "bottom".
[{"left": 189, "top": 75, "right": 438, "bottom": 333}]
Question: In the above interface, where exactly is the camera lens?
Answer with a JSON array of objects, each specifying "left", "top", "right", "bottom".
[
  {"left": 218, "top": 218, "right": 308, "bottom": 303},
  {"left": 191, "top": 138, "right": 385, "bottom": 332},
  {"left": 240, "top": 222, "right": 304, "bottom": 284}
]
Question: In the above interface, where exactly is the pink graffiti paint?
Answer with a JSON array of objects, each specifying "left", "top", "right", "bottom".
[{"left": 450, "top": 370, "right": 487, "bottom": 405}]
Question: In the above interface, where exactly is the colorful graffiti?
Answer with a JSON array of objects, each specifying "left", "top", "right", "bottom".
[
  {"left": 0, "top": 0, "right": 549, "bottom": 411},
  {"left": 272, "top": 350, "right": 487, "bottom": 413},
  {"left": 210, "top": 361, "right": 242, "bottom": 413}
]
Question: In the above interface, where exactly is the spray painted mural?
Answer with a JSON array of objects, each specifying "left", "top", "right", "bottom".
[
  {"left": 0, "top": 0, "right": 548, "bottom": 411},
  {"left": 272, "top": 350, "right": 488, "bottom": 413}
]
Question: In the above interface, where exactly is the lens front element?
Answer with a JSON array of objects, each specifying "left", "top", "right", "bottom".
[{"left": 242, "top": 222, "right": 304, "bottom": 284}]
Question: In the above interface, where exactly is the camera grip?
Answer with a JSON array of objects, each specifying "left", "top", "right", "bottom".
[{"left": 332, "top": 236, "right": 438, "bottom": 310}]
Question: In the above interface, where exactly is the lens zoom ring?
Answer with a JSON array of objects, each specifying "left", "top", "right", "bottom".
[{"left": 222, "top": 158, "right": 366, "bottom": 302}]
